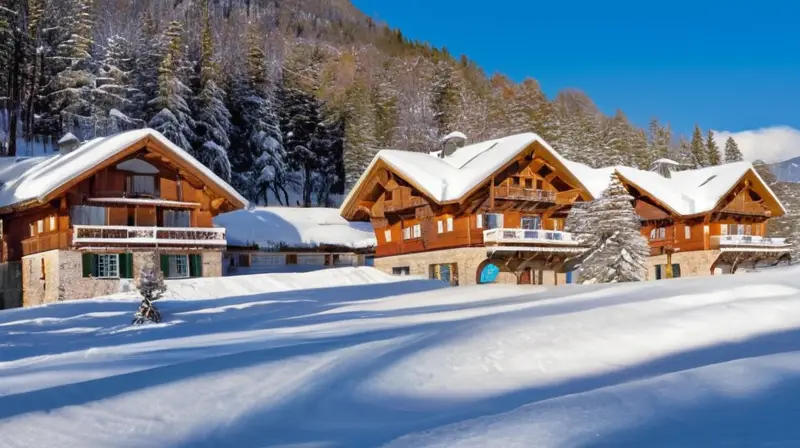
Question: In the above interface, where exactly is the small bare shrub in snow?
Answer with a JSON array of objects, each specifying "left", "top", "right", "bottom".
[{"left": 137, "top": 267, "right": 166, "bottom": 302}]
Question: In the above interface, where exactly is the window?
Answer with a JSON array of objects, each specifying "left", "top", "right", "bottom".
[
  {"left": 37, "top": 220, "right": 44, "bottom": 233},
  {"left": 160, "top": 254, "right": 201, "bottom": 278},
  {"left": 403, "top": 227, "right": 412, "bottom": 240},
  {"left": 29, "top": 223, "right": 34, "bottom": 237},
  {"left": 413, "top": 224, "right": 421, "bottom": 238},
  {"left": 521, "top": 216, "right": 541, "bottom": 230},
  {"left": 384, "top": 229, "right": 392, "bottom": 242},
  {"left": 164, "top": 210, "right": 191, "bottom": 227},
  {"left": 649, "top": 227, "right": 666, "bottom": 240},
  {"left": 684, "top": 225, "right": 691, "bottom": 240},
  {"left": 655, "top": 264, "right": 681, "bottom": 280},
  {"left": 251, "top": 254, "right": 285, "bottom": 266},
  {"left": 168, "top": 255, "right": 189, "bottom": 278},
  {"left": 385, "top": 190, "right": 393, "bottom": 201},
  {"left": 429, "top": 263, "right": 459, "bottom": 286},
  {"left": 298, "top": 254, "right": 326, "bottom": 265},
  {"left": 71, "top": 205, "right": 107, "bottom": 225},
  {"left": 525, "top": 178, "right": 533, "bottom": 189},
  {"left": 447, "top": 217, "right": 454, "bottom": 232},
  {"left": 82, "top": 253, "right": 132, "bottom": 278},
  {"left": 437, "top": 220, "right": 444, "bottom": 234},
  {"left": 536, "top": 179, "right": 543, "bottom": 190},
  {"left": 476, "top": 214, "right": 483, "bottom": 229},
  {"left": 286, "top": 254, "right": 298, "bottom": 265},
  {"left": 129, "top": 175, "right": 156, "bottom": 196},
  {"left": 49, "top": 215, "right": 56, "bottom": 231},
  {"left": 485, "top": 214, "right": 504, "bottom": 229},
  {"left": 512, "top": 177, "right": 520, "bottom": 186},
  {"left": 392, "top": 266, "right": 410, "bottom": 276}
]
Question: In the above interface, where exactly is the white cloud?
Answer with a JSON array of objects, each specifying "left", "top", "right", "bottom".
[{"left": 713, "top": 126, "right": 800, "bottom": 164}]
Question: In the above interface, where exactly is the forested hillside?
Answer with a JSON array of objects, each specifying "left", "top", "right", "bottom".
[{"left": 0, "top": 0, "right": 745, "bottom": 207}]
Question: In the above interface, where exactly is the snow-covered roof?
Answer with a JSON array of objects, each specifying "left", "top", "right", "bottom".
[
  {"left": 215, "top": 207, "right": 376, "bottom": 250},
  {"left": 342, "top": 132, "right": 786, "bottom": 219},
  {"left": 0, "top": 128, "right": 247, "bottom": 210},
  {"left": 344, "top": 133, "right": 576, "bottom": 207}
]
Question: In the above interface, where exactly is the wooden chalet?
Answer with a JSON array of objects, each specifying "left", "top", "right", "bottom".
[
  {"left": 0, "top": 129, "right": 247, "bottom": 308},
  {"left": 340, "top": 133, "right": 790, "bottom": 286}
]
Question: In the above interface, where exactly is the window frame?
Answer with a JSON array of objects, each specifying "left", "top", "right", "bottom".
[
  {"left": 413, "top": 224, "right": 421, "bottom": 239},
  {"left": 167, "top": 254, "right": 190, "bottom": 279},
  {"left": 37, "top": 219, "right": 44, "bottom": 234},
  {"left": 384, "top": 229, "right": 392, "bottom": 243},
  {"left": 684, "top": 225, "right": 691, "bottom": 240},
  {"left": 49, "top": 215, "right": 57, "bottom": 232},
  {"left": 446, "top": 217, "right": 454, "bottom": 232},
  {"left": 437, "top": 220, "right": 444, "bottom": 234},
  {"left": 96, "top": 254, "right": 120, "bottom": 279},
  {"left": 403, "top": 227, "right": 412, "bottom": 240}
]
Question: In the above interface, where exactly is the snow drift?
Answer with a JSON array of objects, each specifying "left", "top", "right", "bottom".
[{"left": 2, "top": 267, "right": 800, "bottom": 447}]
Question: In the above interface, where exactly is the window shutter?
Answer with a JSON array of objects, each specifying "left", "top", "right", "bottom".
[
  {"left": 190, "top": 254, "right": 202, "bottom": 277},
  {"left": 82, "top": 253, "right": 95, "bottom": 277},
  {"left": 160, "top": 254, "right": 169, "bottom": 276},
  {"left": 119, "top": 253, "right": 133, "bottom": 279},
  {"left": 437, "top": 221, "right": 443, "bottom": 234}
]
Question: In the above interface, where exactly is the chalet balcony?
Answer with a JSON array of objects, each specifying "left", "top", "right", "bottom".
[
  {"left": 21, "top": 230, "right": 74, "bottom": 257},
  {"left": 493, "top": 186, "right": 556, "bottom": 203},
  {"left": 384, "top": 196, "right": 427, "bottom": 213},
  {"left": 483, "top": 228, "right": 582, "bottom": 247},
  {"left": 72, "top": 225, "right": 227, "bottom": 247},
  {"left": 711, "top": 235, "right": 791, "bottom": 250}
]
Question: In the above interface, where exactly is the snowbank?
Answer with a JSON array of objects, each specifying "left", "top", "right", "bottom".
[
  {"left": 214, "top": 206, "right": 376, "bottom": 249},
  {"left": 3, "top": 267, "right": 800, "bottom": 446}
]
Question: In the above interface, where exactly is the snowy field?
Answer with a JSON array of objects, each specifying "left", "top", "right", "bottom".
[{"left": 2, "top": 268, "right": 800, "bottom": 447}]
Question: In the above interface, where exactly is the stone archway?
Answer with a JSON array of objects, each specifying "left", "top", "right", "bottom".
[{"left": 476, "top": 259, "right": 515, "bottom": 285}]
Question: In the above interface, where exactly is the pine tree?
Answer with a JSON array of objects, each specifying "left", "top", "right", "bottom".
[
  {"left": 229, "top": 24, "right": 287, "bottom": 205},
  {"left": 576, "top": 172, "right": 650, "bottom": 284},
  {"left": 191, "top": 0, "right": 232, "bottom": 181},
  {"left": 134, "top": 10, "right": 161, "bottom": 120},
  {"left": 342, "top": 72, "right": 378, "bottom": 190},
  {"left": 430, "top": 59, "right": 461, "bottom": 137},
  {"left": 601, "top": 110, "right": 634, "bottom": 167},
  {"left": 724, "top": 136, "right": 743, "bottom": 162},
  {"left": 706, "top": 129, "right": 721, "bottom": 165},
  {"left": 148, "top": 20, "right": 195, "bottom": 151},
  {"left": 690, "top": 124, "right": 706, "bottom": 168},
  {"left": 647, "top": 118, "right": 671, "bottom": 163}
]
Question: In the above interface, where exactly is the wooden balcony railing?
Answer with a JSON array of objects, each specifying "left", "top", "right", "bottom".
[
  {"left": 21, "top": 230, "right": 73, "bottom": 256},
  {"left": 483, "top": 228, "right": 582, "bottom": 247},
  {"left": 710, "top": 235, "right": 790, "bottom": 250},
  {"left": 384, "top": 196, "right": 427, "bottom": 212},
  {"left": 494, "top": 186, "right": 556, "bottom": 203},
  {"left": 73, "top": 225, "right": 226, "bottom": 246}
]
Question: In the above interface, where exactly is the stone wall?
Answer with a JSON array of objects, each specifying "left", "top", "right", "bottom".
[
  {"left": 374, "top": 247, "right": 487, "bottom": 285},
  {"left": 647, "top": 250, "right": 722, "bottom": 280},
  {"left": 57, "top": 250, "right": 121, "bottom": 302},
  {"left": 201, "top": 251, "right": 222, "bottom": 277},
  {"left": 22, "top": 250, "right": 63, "bottom": 306},
  {"left": 133, "top": 251, "right": 159, "bottom": 280}
]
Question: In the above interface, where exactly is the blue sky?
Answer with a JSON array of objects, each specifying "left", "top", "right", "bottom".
[{"left": 351, "top": 0, "right": 799, "bottom": 144}]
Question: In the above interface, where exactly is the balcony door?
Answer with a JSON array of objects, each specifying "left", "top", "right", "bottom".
[{"left": 521, "top": 216, "right": 541, "bottom": 230}]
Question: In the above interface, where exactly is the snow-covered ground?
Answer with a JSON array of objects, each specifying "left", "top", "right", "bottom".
[{"left": 2, "top": 267, "right": 800, "bottom": 447}]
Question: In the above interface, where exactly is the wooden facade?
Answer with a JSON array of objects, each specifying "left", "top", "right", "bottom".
[
  {"left": 342, "top": 135, "right": 788, "bottom": 281},
  {"left": 1, "top": 137, "right": 244, "bottom": 263},
  {"left": 343, "top": 140, "right": 591, "bottom": 258}
]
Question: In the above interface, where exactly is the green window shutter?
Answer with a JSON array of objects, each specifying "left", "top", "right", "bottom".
[
  {"left": 190, "top": 254, "right": 202, "bottom": 277},
  {"left": 82, "top": 253, "right": 94, "bottom": 277},
  {"left": 119, "top": 253, "right": 133, "bottom": 279},
  {"left": 160, "top": 254, "right": 170, "bottom": 277}
]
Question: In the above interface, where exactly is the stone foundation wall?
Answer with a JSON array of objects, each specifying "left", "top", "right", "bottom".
[
  {"left": 374, "top": 248, "right": 566, "bottom": 286},
  {"left": 374, "top": 247, "right": 487, "bottom": 285},
  {"left": 201, "top": 251, "right": 222, "bottom": 277},
  {"left": 57, "top": 250, "right": 121, "bottom": 302},
  {"left": 647, "top": 250, "right": 722, "bottom": 280}
]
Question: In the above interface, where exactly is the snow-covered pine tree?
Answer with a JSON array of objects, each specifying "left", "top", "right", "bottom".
[
  {"left": 706, "top": 129, "right": 721, "bottom": 165},
  {"left": 191, "top": 0, "right": 232, "bottom": 181},
  {"left": 647, "top": 118, "right": 671, "bottom": 161},
  {"left": 689, "top": 124, "right": 706, "bottom": 168},
  {"left": 577, "top": 172, "right": 650, "bottom": 284},
  {"left": 148, "top": 20, "right": 195, "bottom": 152},
  {"left": 228, "top": 24, "right": 287, "bottom": 205},
  {"left": 134, "top": 10, "right": 162, "bottom": 120},
  {"left": 430, "top": 58, "right": 461, "bottom": 138},
  {"left": 342, "top": 72, "right": 378, "bottom": 190},
  {"left": 724, "top": 136, "right": 743, "bottom": 162},
  {"left": 312, "top": 112, "right": 345, "bottom": 207},
  {"left": 137, "top": 266, "right": 166, "bottom": 302},
  {"left": 601, "top": 110, "right": 635, "bottom": 167}
]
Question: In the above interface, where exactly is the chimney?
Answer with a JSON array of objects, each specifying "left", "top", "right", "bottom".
[
  {"left": 649, "top": 158, "right": 681, "bottom": 178},
  {"left": 57, "top": 132, "right": 81, "bottom": 154},
  {"left": 439, "top": 131, "right": 467, "bottom": 158}
]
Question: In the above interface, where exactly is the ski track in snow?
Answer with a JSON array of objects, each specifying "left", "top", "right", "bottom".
[{"left": 2, "top": 267, "right": 800, "bottom": 447}]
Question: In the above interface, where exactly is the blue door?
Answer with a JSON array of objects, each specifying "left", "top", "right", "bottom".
[{"left": 480, "top": 263, "right": 500, "bottom": 284}]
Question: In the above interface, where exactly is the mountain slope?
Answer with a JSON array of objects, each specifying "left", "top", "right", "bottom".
[
  {"left": 768, "top": 156, "right": 800, "bottom": 182},
  {"left": 3, "top": 267, "right": 800, "bottom": 446}
]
